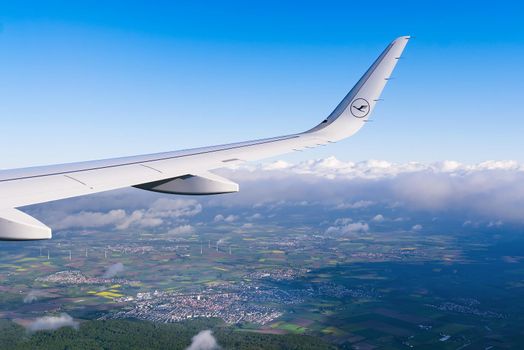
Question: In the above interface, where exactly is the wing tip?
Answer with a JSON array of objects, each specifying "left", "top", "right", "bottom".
[
  {"left": 304, "top": 36, "right": 410, "bottom": 138},
  {"left": 392, "top": 35, "right": 411, "bottom": 46}
]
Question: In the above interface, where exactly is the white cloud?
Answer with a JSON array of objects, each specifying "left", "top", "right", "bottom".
[
  {"left": 52, "top": 209, "right": 127, "bottom": 230},
  {"left": 488, "top": 220, "right": 503, "bottom": 228},
  {"left": 342, "top": 222, "right": 369, "bottom": 233},
  {"left": 476, "top": 160, "right": 520, "bottom": 171},
  {"left": 247, "top": 213, "right": 263, "bottom": 220},
  {"left": 263, "top": 160, "right": 291, "bottom": 170},
  {"left": 334, "top": 218, "right": 352, "bottom": 225},
  {"left": 372, "top": 214, "right": 384, "bottom": 222},
  {"left": 150, "top": 198, "right": 202, "bottom": 217},
  {"left": 224, "top": 215, "right": 238, "bottom": 222},
  {"left": 102, "top": 262, "right": 124, "bottom": 278},
  {"left": 214, "top": 214, "right": 237, "bottom": 223},
  {"left": 411, "top": 224, "right": 423, "bottom": 231},
  {"left": 335, "top": 200, "right": 374, "bottom": 210},
  {"left": 115, "top": 210, "right": 162, "bottom": 230},
  {"left": 48, "top": 198, "right": 201, "bottom": 231},
  {"left": 325, "top": 226, "right": 339, "bottom": 235},
  {"left": 186, "top": 329, "right": 220, "bottom": 350},
  {"left": 168, "top": 225, "right": 195, "bottom": 235},
  {"left": 27, "top": 313, "right": 79, "bottom": 332},
  {"left": 326, "top": 220, "right": 369, "bottom": 235}
]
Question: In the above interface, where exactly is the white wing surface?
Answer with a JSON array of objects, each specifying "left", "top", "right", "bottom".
[{"left": 0, "top": 36, "right": 410, "bottom": 240}]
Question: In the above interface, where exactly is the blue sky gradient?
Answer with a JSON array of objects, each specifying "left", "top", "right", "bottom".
[{"left": 0, "top": 1, "right": 523, "bottom": 167}]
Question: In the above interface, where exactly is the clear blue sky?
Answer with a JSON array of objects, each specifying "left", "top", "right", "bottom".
[{"left": 0, "top": 1, "right": 523, "bottom": 168}]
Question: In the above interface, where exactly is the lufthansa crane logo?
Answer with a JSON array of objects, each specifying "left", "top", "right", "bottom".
[{"left": 350, "top": 98, "right": 370, "bottom": 118}]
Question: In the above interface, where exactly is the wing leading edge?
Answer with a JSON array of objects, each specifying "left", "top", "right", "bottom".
[{"left": 0, "top": 36, "right": 410, "bottom": 240}]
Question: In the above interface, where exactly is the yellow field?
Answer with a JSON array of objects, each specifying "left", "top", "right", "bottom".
[{"left": 95, "top": 291, "right": 123, "bottom": 299}]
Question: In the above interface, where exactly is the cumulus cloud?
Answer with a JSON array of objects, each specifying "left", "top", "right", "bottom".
[
  {"left": 247, "top": 213, "right": 263, "bottom": 220},
  {"left": 186, "top": 330, "right": 220, "bottom": 350},
  {"left": 488, "top": 220, "right": 503, "bottom": 228},
  {"left": 394, "top": 217, "right": 408, "bottom": 222},
  {"left": 53, "top": 209, "right": 127, "bottom": 230},
  {"left": 343, "top": 222, "right": 369, "bottom": 233},
  {"left": 27, "top": 313, "right": 79, "bottom": 332},
  {"left": 48, "top": 198, "right": 201, "bottom": 231},
  {"left": 168, "top": 224, "right": 196, "bottom": 235},
  {"left": 334, "top": 217, "right": 352, "bottom": 225},
  {"left": 115, "top": 210, "right": 162, "bottom": 230},
  {"left": 150, "top": 198, "right": 203, "bottom": 217},
  {"left": 372, "top": 214, "right": 385, "bottom": 222},
  {"left": 213, "top": 214, "right": 238, "bottom": 223},
  {"left": 224, "top": 215, "right": 238, "bottom": 223},
  {"left": 411, "top": 224, "right": 423, "bottom": 231},
  {"left": 102, "top": 262, "right": 125, "bottom": 278},
  {"left": 326, "top": 221, "right": 369, "bottom": 235},
  {"left": 263, "top": 160, "right": 291, "bottom": 170},
  {"left": 335, "top": 200, "right": 374, "bottom": 210}
]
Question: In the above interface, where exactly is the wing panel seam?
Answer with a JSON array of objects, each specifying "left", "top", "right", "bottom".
[{"left": 0, "top": 135, "right": 299, "bottom": 183}]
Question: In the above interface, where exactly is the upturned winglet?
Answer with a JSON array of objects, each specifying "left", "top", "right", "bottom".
[{"left": 306, "top": 36, "right": 410, "bottom": 142}]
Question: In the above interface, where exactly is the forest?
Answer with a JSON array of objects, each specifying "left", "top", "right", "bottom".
[{"left": 0, "top": 318, "right": 337, "bottom": 350}]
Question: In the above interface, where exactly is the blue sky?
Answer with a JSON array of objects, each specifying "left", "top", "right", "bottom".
[{"left": 0, "top": 1, "right": 523, "bottom": 168}]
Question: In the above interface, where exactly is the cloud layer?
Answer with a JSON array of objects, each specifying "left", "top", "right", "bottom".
[
  {"left": 27, "top": 157, "right": 524, "bottom": 232},
  {"left": 216, "top": 157, "right": 524, "bottom": 223}
]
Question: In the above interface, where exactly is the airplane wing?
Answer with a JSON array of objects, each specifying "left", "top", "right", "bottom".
[{"left": 0, "top": 36, "right": 410, "bottom": 240}]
